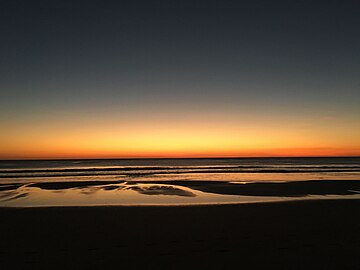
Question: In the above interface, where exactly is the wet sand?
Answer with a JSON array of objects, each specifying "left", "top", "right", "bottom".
[
  {"left": 4, "top": 179, "right": 360, "bottom": 197},
  {"left": 1, "top": 199, "right": 360, "bottom": 269},
  {"left": 2, "top": 180, "right": 360, "bottom": 207}
]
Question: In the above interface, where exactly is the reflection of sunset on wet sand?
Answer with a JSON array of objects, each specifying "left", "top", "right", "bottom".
[{"left": 2, "top": 180, "right": 360, "bottom": 207}]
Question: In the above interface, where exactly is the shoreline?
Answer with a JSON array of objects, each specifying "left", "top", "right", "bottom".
[
  {"left": 2, "top": 179, "right": 360, "bottom": 207},
  {"left": 1, "top": 196, "right": 360, "bottom": 209}
]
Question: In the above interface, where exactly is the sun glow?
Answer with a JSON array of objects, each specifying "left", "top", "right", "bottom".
[{"left": 1, "top": 114, "right": 359, "bottom": 159}]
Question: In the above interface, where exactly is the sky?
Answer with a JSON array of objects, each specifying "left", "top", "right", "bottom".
[{"left": 1, "top": 0, "right": 360, "bottom": 159}]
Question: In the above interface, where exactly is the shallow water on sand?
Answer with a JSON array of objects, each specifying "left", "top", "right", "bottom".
[{"left": 1, "top": 157, "right": 359, "bottom": 207}]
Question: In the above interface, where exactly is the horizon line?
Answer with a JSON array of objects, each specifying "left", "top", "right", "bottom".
[{"left": 1, "top": 155, "right": 359, "bottom": 162}]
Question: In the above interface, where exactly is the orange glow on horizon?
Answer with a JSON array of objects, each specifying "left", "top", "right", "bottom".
[
  {"left": 1, "top": 148, "right": 359, "bottom": 160},
  {"left": 1, "top": 112, "right": 359, "bottom": 160}
]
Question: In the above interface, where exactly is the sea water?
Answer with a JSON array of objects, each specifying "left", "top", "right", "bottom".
[{"left": 1, "top": 157, "right": 359, "bottom": 206}]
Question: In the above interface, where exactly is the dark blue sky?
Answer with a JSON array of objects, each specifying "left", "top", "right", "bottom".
[{"left": 1, "top": 0, "right": 359, "bottom": 158}]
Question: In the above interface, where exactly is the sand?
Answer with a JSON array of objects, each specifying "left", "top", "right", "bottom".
[{"left": 1, "top": 200, "right": 360, "bottom": 269}]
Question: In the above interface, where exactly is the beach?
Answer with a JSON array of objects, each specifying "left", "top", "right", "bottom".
[
  {"left": 2, "top": 0, "right": 360, "bottom": 268},
  {"left": 1, "top": 199, "right": 360, "bottom": 269}
]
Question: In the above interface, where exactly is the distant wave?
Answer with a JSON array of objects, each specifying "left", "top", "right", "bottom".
[{"left": 1, "top": 165, "right": 360, "bottom": 179}]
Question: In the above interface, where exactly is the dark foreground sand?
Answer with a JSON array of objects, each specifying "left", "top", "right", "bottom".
[{"left": 1, "top": 200, "right": 360, "bottom": 270}]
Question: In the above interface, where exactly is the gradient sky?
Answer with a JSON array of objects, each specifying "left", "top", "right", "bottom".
[{"left": 1, "top": 0, "right": 360, "bottom": 159}]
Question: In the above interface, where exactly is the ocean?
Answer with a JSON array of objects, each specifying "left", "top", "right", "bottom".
[{"left": 1, "top": 157, "right": 359, "bottom": 207}]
